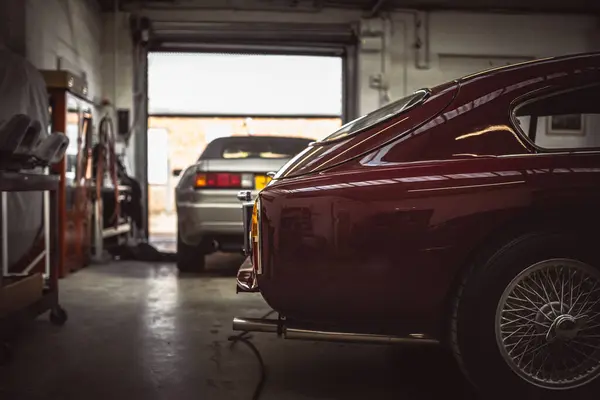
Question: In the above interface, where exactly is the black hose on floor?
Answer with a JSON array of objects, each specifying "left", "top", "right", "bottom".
[
  {"left": 227, "top": 310, "right": 276, "bottom": 400},
  {"left": 227, "top": 336, "right": 266, "bottom": 400}
]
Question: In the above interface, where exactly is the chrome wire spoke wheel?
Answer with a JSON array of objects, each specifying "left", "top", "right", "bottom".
[{"left": 496, "top": 258, "right": 600, "bottom": 390}]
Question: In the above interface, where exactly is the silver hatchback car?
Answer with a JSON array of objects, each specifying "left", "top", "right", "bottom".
[{"left": 174, "top": 135, "right": 313, "bottom": 271}]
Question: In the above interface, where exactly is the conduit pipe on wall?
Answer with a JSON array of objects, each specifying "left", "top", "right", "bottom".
[
  {"left": 391, "top": 10, "right": 430, "bottom": 70},
  {"left": 114, "top": 0, "right": 119, "bottom": 110},
  {"left": 387, "top": 10, "right": 431, "bottom": 98}
]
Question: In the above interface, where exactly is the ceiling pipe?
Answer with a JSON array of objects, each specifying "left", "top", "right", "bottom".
[
  {"left": 368, "top": 0, "right": 388, "bottom": 18},
  {"left": 384, "top": 9, "right": 430, "bottom": 70}
]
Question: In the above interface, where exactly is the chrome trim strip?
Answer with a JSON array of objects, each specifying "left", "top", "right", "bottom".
[{"left": 256, "top": 195, "right": 263, "bottom": 275}]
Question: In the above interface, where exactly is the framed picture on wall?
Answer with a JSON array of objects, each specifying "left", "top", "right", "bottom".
[{"left": 548, "top": 114, "right": 585, "bottom": 135}]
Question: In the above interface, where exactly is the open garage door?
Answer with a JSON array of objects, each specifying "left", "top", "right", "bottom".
[
  {"left": 145, "top": 51, "right": 344, "bottom": 244},
  {"left": 134, "top": 20, "right": 358, "bottom": 239}
]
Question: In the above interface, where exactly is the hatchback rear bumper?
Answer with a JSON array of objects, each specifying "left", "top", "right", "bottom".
[
  {"left": 177, "top": 201, "right": 243, "bottom": 242},
  {"left": 176, "top": 189, "right": 257, "bottom": 246}
]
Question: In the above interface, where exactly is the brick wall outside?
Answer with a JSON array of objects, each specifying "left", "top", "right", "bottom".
[{"left": 147, "top": 116, "right": 341, "bottom": 234}]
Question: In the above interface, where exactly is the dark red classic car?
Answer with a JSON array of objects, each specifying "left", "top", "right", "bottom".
[{"left": 234, "top": 52, "right": 600, "bottom": 398}]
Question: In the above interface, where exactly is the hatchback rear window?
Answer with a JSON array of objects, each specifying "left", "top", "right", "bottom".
[
  {"left": 199, "top": 136, "right": 313, "bottom": 160},
  {"left": 319, "top": 89, "right": 430, "bottom": 142}
]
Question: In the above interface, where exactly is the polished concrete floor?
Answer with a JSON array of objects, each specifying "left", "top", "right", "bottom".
[{"left": 0, "top": 253, "right": 476, "bottom": 400}]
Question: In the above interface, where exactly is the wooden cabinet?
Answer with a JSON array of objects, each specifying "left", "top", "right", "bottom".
[{"left": 43, "top": 71, "right": 96, "bottom": 277}]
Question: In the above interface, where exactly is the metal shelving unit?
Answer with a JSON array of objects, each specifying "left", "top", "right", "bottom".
[{"left": 0, "top": 170, "right": 67, "bottom": 363}]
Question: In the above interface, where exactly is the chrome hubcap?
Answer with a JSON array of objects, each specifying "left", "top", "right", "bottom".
[{"left": 496, "top": 259, "right": 600, "bottom": 389}]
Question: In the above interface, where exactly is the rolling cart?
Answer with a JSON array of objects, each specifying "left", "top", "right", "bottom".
[
  {"left": 0, "top": 171, "right": 67, "bottom": 363},
  {"left": 0, "top": 114, "right": 70, "bottom": 364}
]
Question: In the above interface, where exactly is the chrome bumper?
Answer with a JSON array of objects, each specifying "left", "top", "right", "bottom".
[{"left": 241, "top": 200, "right": 254, "bottom": 256}]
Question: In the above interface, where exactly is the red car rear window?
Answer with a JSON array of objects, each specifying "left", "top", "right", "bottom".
[{"left": 319, "top": 89, "right": 430, "bottom": 143}]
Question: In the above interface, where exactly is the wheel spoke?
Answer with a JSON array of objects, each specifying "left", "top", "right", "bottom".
[
  {"left": 573, "top": 281, "right": 599, "bottom": 318},
  {"left": 578, "top": 296, "right": 600, "bottom": 317},
  {"left": 523, "top": 279, "right": 553, "bottom": 307},
  {"left": 511, "top": 287, "right": 550, "bottom": 316},
  {"left": 571, "top": 340, "right": 600, "bottom": 351},
  {"left": 506, "top": 325, "right": 537, "bottom": 355},
  {"left": 502, "top": 324, "right": 530, "bottom": 342},
  {"left": 569, "top": 273, "right": 591, "bottom": 315},
  {"left": 545, "top": 268, "right": 563, "bottom": 308},
  {"left": 501, "top": 314, "right": 549, "bottom": 329},
  {"left": 579, "top": 322, "right": 600, "bottom": 332},
  {"left": 568, "top": 341, "right": 600, "bottom": 364}
]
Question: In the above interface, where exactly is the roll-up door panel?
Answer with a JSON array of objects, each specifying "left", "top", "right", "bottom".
[{"left": 149, "top": 21, "right": 357, "bottom": 54}]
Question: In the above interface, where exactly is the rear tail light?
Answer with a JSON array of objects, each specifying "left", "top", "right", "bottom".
[{"left": 195, "top": 172, "right": 253, "bottom": 189}]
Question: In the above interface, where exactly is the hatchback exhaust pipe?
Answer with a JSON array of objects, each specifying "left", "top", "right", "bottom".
[{"left": 232, "top": 317, "right": 439, "bottom": 345}]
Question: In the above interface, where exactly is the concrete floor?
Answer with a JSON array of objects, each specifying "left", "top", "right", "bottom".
[{"left": 0, "top": 253, "right": 476, "bottom": 400}]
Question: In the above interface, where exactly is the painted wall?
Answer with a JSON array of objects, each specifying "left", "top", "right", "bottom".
[
  {"left": 360, "top": 12, "right": 598, "bottom": 114},
  {"left": 25, "top": 0, "right": 104, "bottom": 101}
]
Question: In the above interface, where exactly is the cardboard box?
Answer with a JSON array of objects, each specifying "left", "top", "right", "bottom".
[{"left": 0, "top": 273, "right": 43, "bottom": 317}]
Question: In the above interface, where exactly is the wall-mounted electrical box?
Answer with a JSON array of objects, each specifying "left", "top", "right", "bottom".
[{"left": 117, "top": 109, "right": 130, "bottom": 137}]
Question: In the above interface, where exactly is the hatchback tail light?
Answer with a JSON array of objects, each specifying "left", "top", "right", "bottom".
[{"left": 195, "top": 172, "right": 252, "bottom": 189}]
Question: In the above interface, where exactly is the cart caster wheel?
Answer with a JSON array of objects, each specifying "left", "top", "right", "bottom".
[
  {"left": 0, "top": 343, "right": 12, "bottom": 365},
  {"left": 49, "top": 306, "right": 68, "bottom": 326}
]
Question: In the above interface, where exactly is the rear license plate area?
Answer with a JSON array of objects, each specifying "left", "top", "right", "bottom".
[{"left": 254, "top": 175, "right": 272, "bottom": 190}]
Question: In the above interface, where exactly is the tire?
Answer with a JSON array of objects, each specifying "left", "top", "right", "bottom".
[
  {"left": 451, "top": 232, "right": 600, "bottom": 400},
  {"left": 176, "top": 232, "right": 206, "bottom": 273}
]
